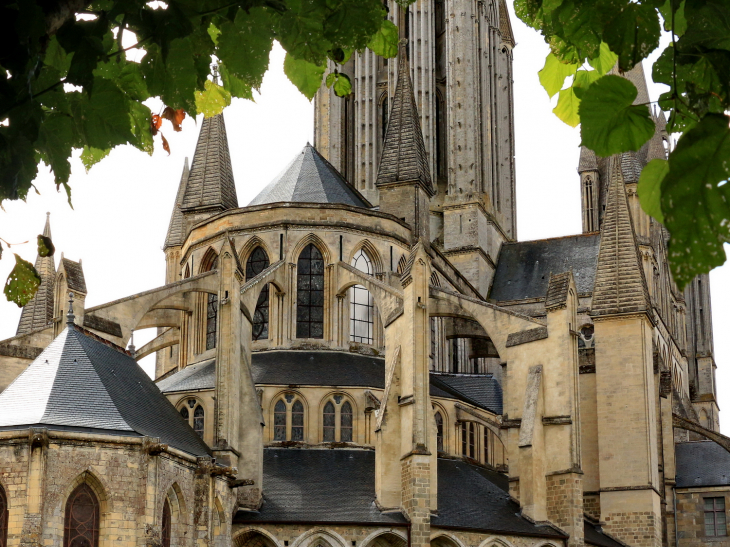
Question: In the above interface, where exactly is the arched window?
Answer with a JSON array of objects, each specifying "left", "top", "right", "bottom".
[
  {"left": 435, "top": 412, "right": 444, "bottom": 452},
  {"left": 274, "top": 400, "right": 287, "bottom": 441},
  {"left": 273, "top": 396, "right": 306, "bottom": 442},
  {"left": 246, "top": 247, "right": 271, "bottom": 341},
  {"left": 180, "top": 406, "right": 189, "bottom": 421},
  {"left": 296, "top": 244, "right": 325, "bottom": 339},
  {"left": 340, "top": 401, "right": 353, "bottom": 442},
  {"left": 179, "top": 398, "right": 205, "bottom": 438},
  {"left": 0, "top": 486, "right": 8, "bottom": 547},
  {"left": 64, "top": 483, "right": 100, "bottom": 547},
  {"left": 292, "top": 400, "right": 304, "bottom": 441},
  {"left": 381, "top": 96, "right": 389, "bottom": 143},
  {"left": 184, "top": 264, "right": 190, "bottom": 279},
  {"left": 161, "top": 498, "right": 171, "bottom": 547},
  {"left": 193, "top": 405, "right": 205, "bottom": 437},
  {"left": 323, "top": 401, "right": 336, "bottom": 442},
  {"left": 350, "top": 249, "right": 374, "bottom": 344},
  {"left": 201, "top": 251, "right": 219, "bottom": 350}
]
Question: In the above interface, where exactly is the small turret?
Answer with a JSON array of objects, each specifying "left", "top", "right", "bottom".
[{"left": 578, "top": 147, "right": 600, "bottom": 233}]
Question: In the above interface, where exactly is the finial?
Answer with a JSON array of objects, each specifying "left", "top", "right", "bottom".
[
  {"left": 46, "top": 212, "right": 50, "bottom": 219},
  {"left": 128, "top": 330, "right": 136, "bottom": 358},
  {"left": 212, "top": 64, "right": 220, "bottom": 85},
  {"left": 66, "top": 292, "right": 75, "bottom": 327}
]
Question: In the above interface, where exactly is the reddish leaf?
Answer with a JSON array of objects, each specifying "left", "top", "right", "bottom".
[
  {"left": 161, "top": 133, "right": 170, "bottom": 155},
  {"left": 162, "top": 107, "right": 186, "bottom": 132},
  {"left": 151, "top": 114, "right": 162, "bottom": 136}
]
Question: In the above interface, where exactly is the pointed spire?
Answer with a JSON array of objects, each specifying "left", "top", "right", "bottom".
[
  {"left": 578, "top": 146, "right": 598, "bottom": 172},
  {"left": 646, "top": 130, "right": 667, "bottom": 162},
  {"left": 181, "top": 113, "right": 238, "bottom": 213},
  {"left": 376, "top": 40, "right": 434, "bottom": 196},
  {"left": 16, "top": 214, "right": 56, "bottom": 336},
  {"left": 498, "top": 0, "right": 515, "bottom": 47},
  {"left": 164, "top": 157, "right": 190, "bottom": 249},
  {"left": 609, "top": 62, "right": 651, "bottom": 107},
  {"left": 621, "top": 151, "right": 643, "bottom": 183},
  {"left": 590, "top": 156, "right": 651, "bottom": 318}
]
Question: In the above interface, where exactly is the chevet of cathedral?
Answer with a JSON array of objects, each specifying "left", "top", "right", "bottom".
[{"left": 0, "top": 4, "right": 726, "bottom": 547}]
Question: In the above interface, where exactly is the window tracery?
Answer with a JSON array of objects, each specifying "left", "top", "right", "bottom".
[
  {"left": 161, "top": 498, "right": 171, "bottom": 547},
  {"left": 296, "top": 244, "right": 325, "bottom": 339},
  {"left": 200, "top": 251, "right": 219, "bottom": 350},
  {"left": 435, "top": 412, "right": 444, "bottom": 452},
  {"left": 321, "top": 396, "right": 355, "bottom": 443},
  {"left": 246, "top": 247, "right": 271, "bottom": 341},
  {"left": 64, "top": 483, "right": 100, "bottom": 547},
  {"left": 179, "top": 399, "right": 205, "bottom": 438},
  {"left": 273, "top": 396, "right": 306, "bottom": 441},
  {"left": 350, "top": 249, "right": 375, "bottom": 344}
]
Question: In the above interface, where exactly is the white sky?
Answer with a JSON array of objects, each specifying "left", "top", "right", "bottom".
[{"left": 1, "top": 6, "right": 728, "bottom": 432}]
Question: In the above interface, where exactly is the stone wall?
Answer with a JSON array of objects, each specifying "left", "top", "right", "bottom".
[{"left": 675, "top": 488, "right": 730, "bottom": 547}]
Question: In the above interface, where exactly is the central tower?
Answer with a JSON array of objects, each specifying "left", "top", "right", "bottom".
[{"left": 314, "top": 0, "right": 517, "bottom": 295}]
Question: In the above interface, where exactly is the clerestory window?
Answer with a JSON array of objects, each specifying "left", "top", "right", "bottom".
[
  {"left": 273, "top": 396, "right": 306, "bottom": 442},
  {"left": 296, "top": 244, "right": 325, "bottom": 339},
  {"left": 246, "top": 247, "right": 271, "bottom": 341},
  {"left": 350, "top": 249, "right": 375, "bottom": 344}
]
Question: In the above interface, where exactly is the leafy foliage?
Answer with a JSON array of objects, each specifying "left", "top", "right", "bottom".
[
  {"left": 4, "top": 255, "right": 42, "bottom": 308},
  {"left": 520, "top": 0, "right": 730, "bottom": 288}
]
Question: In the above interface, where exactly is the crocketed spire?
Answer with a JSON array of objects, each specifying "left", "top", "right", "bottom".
[
  {"left": 16, "top": 213, "right": 56, "bottom": 335},
  {"left": 181, "top": 113, "right": 238, "bottom": 213},
  {"left": 578, "top": 146, "right": 598, "bottom": 173},
  {"left": 164, "top": 157, "right": 189, "bottom": 249},
  {"left": 375, "top": 41, "right": 434, "bottom": 196},
  {"left": 590, "top": 156, "right": 651, "bottom": 317}
]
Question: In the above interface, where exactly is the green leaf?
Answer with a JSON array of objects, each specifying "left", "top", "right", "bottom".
[
  {"left": 603, "top": 3, "right": 661, "bottom": 71},
  {"left": 324, "top": 0, "right": 384, "bottom": 51},
  {"left": 553, "top": 86, "right": 581, "bottom": 127},
  {"left": 514, "top": 0, "right": 544, "bottom": 29},
  {"left": 579, "top": 75, "right": 655, "bottom": 156},
  {"left": 333, "top": 72, "right": 352, "bottom": 96},
  {"left": 539, "top": 53, "right": 577, "bottom": 98},
  {"left": 588, "top": 42, "right": 619, "bottom": 75},
  {"left": 37, "top": 234, "right": 55, "bottom": 257},
  {"left": 162, "top": 37, "right": 198, "bottom": 116},
  {"left": 326, "top": 72, "right": 337, "bottom": 88},
  {"left": 4, "top": 254, "right": 42, "bottom": 308},
  {"left": 637, "top": 158, "right": 669, "bottom": 224},
  {"left": 71, "top": 78, "right": 134, "bottom": 150},
  {"left": 662, "top": 114, "right": 730, "bottom": 289},
  {"left": 44, "top": 37, "right": 71, "bottom": 73},
  {"left": 659, "top": 0, "right": 687, "bottom": 36},
  {"left": 36, "top": 113, "right": 76, "bottom": 185},
  {"left": 552, "top": 0, "right": 601, "bottom": 59},
  {"left": 208, "top": 22, "right": 221, "bottom": 45},
  {"left": 80, "top": 146, "right": 111, "bottom": 172},
  {"left": 368, "top": 19, "right": 399, "bottom": 59},
  {"left": 117, "top": 63, "right": 150, "bottom": 102},
  {"left": 284, "top": 53, "right": 326, "bottom": 100},
  {"left": 128, "top": 102, "right": 154, "bottom": 155},
  {"left": 195, "top": 80, "right": 232, "bottom": 118},
  {"left": 217, "top": 7, "right": 275, "bottom": 89},
  {"left": 219, "top": 63, "right": 254, "bottom": 100}
]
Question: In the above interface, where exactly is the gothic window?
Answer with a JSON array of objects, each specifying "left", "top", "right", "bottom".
[
  {"left": 246, "top": 247, "right": 271, "bottom": 341},
  {"left": 296, "top": 244, "right": 325, "bottom": 339},
  {"left": 273, "top": 396, "right": 306, "bottom": 442},
  {"left": 461, "top": 422, "right": 467, "bottom": 456},
  {"left": 705, "top": 497, "right": 727, "bottom": 537},
  {"left": 483, "top": 428, "right": 490, "bottom": 465},
  {"left": 381, "top": 96, "right": 389, "bottom": 143},
  {"left": 64, "top": 483, "right": 100, "bottom": 547},
  {"left": 201, "top": 251, "right": 219, "bottom": 350},
  {"left": 468, "top": 422, "right": 476, "bottom": 458},
  {"left": 193, "top": 405, "right": 205, "bottom": 437},
  {"left": 161, "top": 499, "right": 171, "bottom": 547},
  {"left": 291, "top": 400, "right": 304, "bottom": 441},
  {"left": 323, "top": 401, "right": 336, "bottom": 442},
  {"left": 180, "top": 406, "right": 189, "bottom": 421},
  {"left": 350, "top": 249, "right": 375, "bottom": 345},
  {"left": 274, "top": 400, "right": 287, "bottom": 441},
  {"left": 180, "top": 399, "right": 205, "bottom": 438},
  {"left": 0, "top": 486, "right": 7, "bottom": 547},
  {"left": 435, "top": 412, "right": 444, "bottom": 452},
  {"left": 583, "top": 175, "right": 596, "bottom": 232},
  {"left": 184, "top": 264, "right": 190, "bottom": 278},
  {"left": 341, "top": 401, "right": 353, "bottom": 442}
]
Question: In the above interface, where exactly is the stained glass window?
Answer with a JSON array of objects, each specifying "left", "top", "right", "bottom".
[
  {"left": 180, "top": 407, "right": 189, "bottom": 421},
  {"left": 193, "top": 405, "right": 204, "bottom": 438},
  {"left": 705, "top": 497, "right": 727, "bottom": 537},
  {"left": 435, "top": 412, "right": 443, "bottom": 452},
  {"left": 246, "top": 247, "right": 271, "bottom": 341},
  {"left": 469, "top": 423, "right": 476, "bottom": 458},
  {"left": 340, "top": 401, "right": 353, "bottom": 442},
  {"left": 204, "top": 255, "right": 219, "bottom": 350},
  {"left": 64, "top": 483, "right": 99, "bottom": 547},
  {"left": 161, "top": 499, "right": 171, "bottom": 547},
  {"left": 296, "top": 244, "right": 325, "bottom": 339},
  {"left": 350, "top": 250, "right": 374, "bottom": 344},
  {"left": 0, "top": 487, "right": 7, "bottom": 547},
  {"left": 291, "top": 400, "right": 304, "bottom": 441},
  {"left": 323, "top": 401, "right": 336, "bottom": 442},
  {"left": 274, "top": 400, "right": 286, "bottom": 441}
]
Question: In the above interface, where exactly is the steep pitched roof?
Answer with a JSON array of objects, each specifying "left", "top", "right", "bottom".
[
  {"left": 578, "top": 146, "right": 598, "bottom": 172},
  {"left": 0, "top": 324, "right": 210, "bottom": 457},
  {"left": 590, "top": 156, "right": 651, "bottom": 317},
  {"left": 610, "top": 62, "right": 651, "bottom": 106},
  {"left": 181, "top": 114, "right": 238, "bottom": 213},
  {"left": 60, "top": 258, "right": 87, "bottom": 294},
  {"left": 545, "top": 271, "right": 572, "bottom": 310},
  {"left": 498, "top": 0, "right": 515, "bottom": 46},
  {"left": 17, "top": 214, "right": 56, "bottom": 335},
  {"left": 164, "top": 157, "right": 189, "bottom": 249},
  {"left": 676, "top": 441, "right": 730, "bottom": 488},
  {"left": 620, "top": 151, "right": 643, "bottom": 183},
  {"left": 375, "top": 42, "right": 434, "bottom": 195},
  {"left": 248, "top": 144, "right": 370, "bottom": 208}
]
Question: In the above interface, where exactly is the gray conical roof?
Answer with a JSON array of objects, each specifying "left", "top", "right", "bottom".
[
  {"left": 164, "top": 157, "right": 189, "bottom": 249},
  {"left": 248, "top": 144, "right": 370, "bottom": 207},
  {"left": 0, "top": 325, "right": 210, "bottom": 457},
  {"left": 17, "top": 214, "right": 56, "bottom": 335}
]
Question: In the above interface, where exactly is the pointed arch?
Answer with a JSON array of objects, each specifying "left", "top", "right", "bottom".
[
  {"left": 296, "top": 242, "right": 326, "bottom": 339},
  {"left": 291, "top": 233, "right": 332, "bottom": 265},
  {"left": 349, "top": 247, "right": 377, "bottom": 345},
  {"left": 290, "top": 528, "right": 347, "bottom": 547},
  {"left": 396, "top": 255, "right": 407, "bottom": 275},
  {"left": 246, "top": 246, "right": 272, "bottom": 341},
  {"left": 233, "top": 528, "right": 279, "bottom": 547},
  {"left": 239, "top": 236, "right": 273, "bottom": 266},
  {"left": 64, "top": 483, "right": 100, "bottom": 547},
  {"left": 476, "top": 536, "right": 518, "bottom": 547},
  {"left": 319, "top": 392, "right": 357, "bottom": 443},
  {"left": 431, "top": 533, "right": 466, "bottom": 547},
  {"left": 270, "top": 390, "right": 308, "bottom": 442},
  {"left": 348, "top": 240, "right": 384, "bottom": 274},
  {"left": 0, "top": 483, "right": 7, "bottom": 547},
  {"left": 361, "top": 530, "right": 407, "bottom": 547},
  {"left": 199, "top": 247, "right": 219, "bottom": 274}
]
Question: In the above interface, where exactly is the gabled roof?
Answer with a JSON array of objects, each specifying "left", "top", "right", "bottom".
[
  {"left": 157, "top": 359, "right": 215, "bottom": 393},
  {"left": 591, "top": 156, "right": 650, "bottom": 317},
  {"left": 375, "top": 42, "right": 434, "bottom": 195},
  {"left": 17, "top": 214, "right": 55, "bottom": 335},
  {"left": 181, "top": 114, "right": 238, "bottom": 213},
  {"left": 0, "top": 325, "right": 210, "bottom": 457},
  {"left": 164, "top": 157, "right": 189, "bottom": 249},
  {"left": 60, "top": 258, "right": 87, "bottom": 294},
  {"left": 248, "top": 144, "right": 370, "bottom": 208}
]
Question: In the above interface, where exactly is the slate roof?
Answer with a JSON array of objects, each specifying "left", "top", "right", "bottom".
[
  {"left": 235, "top": 449, "right": 407, "bottom": 524},
  {"left": 545, "top": 271, "right": 572, "bottom": 310},
  {"left": 248, "top": 144, "right": 370, "bottom": 208},
  {"left": 375, "top": 42, "right": 434, "bottom": 195},
  {"left": 578, "top": 146, "right": 598, "bottom": 172},
  {"left": 490, "top": 233, "right": 601, "bottom": 301},
  {"left": 498, "top": 0, "right": 515, "bottom": 46},
  {"left": 158, "top": 351, "right": 502, "bottom": 413},
  {"left": 181, "top": 113, "right": 238, "bottom": 213},
  {"left": 17, "top": 214, "right": 55, "bottom": 335},
  {"left": 676, "top": 441, "right": 730, "bottom": 488},
  {"left": 0, "top": 325, "right": 210, "bottom": 457},
  {"left": 164, "top": 157, "right": 189, "bottom": 249},
  {"left": 584, "top": 520, "right": 628, "bottom": 547},
  {"left": 61, "top": 258, "right": 87, "bottom": 294}
]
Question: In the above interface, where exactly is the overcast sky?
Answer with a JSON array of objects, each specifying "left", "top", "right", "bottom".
[{"left": 1, "top": 5, "right": 728, "bottom": 431}]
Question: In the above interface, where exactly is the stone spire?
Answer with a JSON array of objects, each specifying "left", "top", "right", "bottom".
[
  {"left": 16, "top": 213, "right": 56, "bottom": 335},
  {"left": 621, "top": 151, "right": 643, "bottom": 183},
  {"left": 181, "top": 113, "right": 238, "bottom": 213},
  {"left": 578, "top": 146, "right": 598, "bottom": 173},
  {"left": 164, "top": 157, "right": 189, "bottom": 249},
  {"left": 498, "top": 0, "right": 515, "bottom": 47},
  {"left": 376, "top": 41, "right": 434, "bottom": 196},
  {"left": 610, "top": 62, "right": 651, "bottom": 106},
  {"left": 591, "top": 156, "right": 651, "bottom": 317}
]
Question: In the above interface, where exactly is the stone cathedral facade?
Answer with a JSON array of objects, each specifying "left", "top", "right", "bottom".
[{"left": 0, "top": 4, "right": 728, "bottom": 547}]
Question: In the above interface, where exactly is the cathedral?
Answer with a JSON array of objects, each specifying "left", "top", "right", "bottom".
[{"left": 0, "top": 3, "right": 727, "bottom": 547}]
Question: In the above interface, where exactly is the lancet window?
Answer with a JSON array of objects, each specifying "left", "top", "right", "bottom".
[
  {"left": 161, "top": 499, "right": 171, "bottom": 547},
  {"left": 296, "top": 244, "right": 325, "bottom": 339},
  {"left": 273, "top": 395, "right": 305, "bottom": 442},
  {"left": 246, "top": 247, "right": 271, "bottom": 341},
  {"left": 321, "top": 396, "right": 354, "bottom": 442},
  {"left": 200, "top": 251, "right": 219, "bottom": 350},
  {"left": 179, "top": 398, "right": 205, "bottom": 438},
  {"left": 350, "top": 249, "right": 375, "bottom": 345},
  {"left": 435, "top": 412, "right": 444, "bottom": 452},
  {"left": 64, "top": 484, "right": 100, "bottom": 547}
]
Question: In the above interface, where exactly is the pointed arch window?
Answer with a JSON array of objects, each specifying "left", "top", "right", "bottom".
[
  {"left": 435, "top": 412, "right": 444, "bottom": 452},
  {"left": 321, "top": 396, "right": 355, "bottom": 443},
  {"left": 341, "top": 401, "right": 353, "bottom": 442},
  {"left": 292, "top": 400, "right": 304, "bottom": 441},
  {"left": 64, "top": 483, "right": 100, "bottom": 547},
  {"left": 246, "top": 247, "right": 271, "bottom": 341},
  {"left": 0, "top": 486, "right": 7, "bottom": 547},
  {"left": 296, "top": 244, "right": 325, "bottom": 339},
  {"left": 274, "top": 400, "right": 287, "bottom": 441},
  {"left": 323, "top": 401, "right": 336, "bottom": 442},
  {"left": 180, "top": 398, "right": 205, "bottom": 438},
  {"left": 201, "top": 252, "right": 219, "bottom": 350},
  {"left": 161, "top": 498, "right": 171, "bottom": 547},
  {"left": 273, "top": 396, "right": 306, "bottom": 442},
  {"left": 193, "top": 405, "right": 205, "bottom": 437},
  {"left": 350, "top": 249, "right": 374, "bottom": 344}
]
